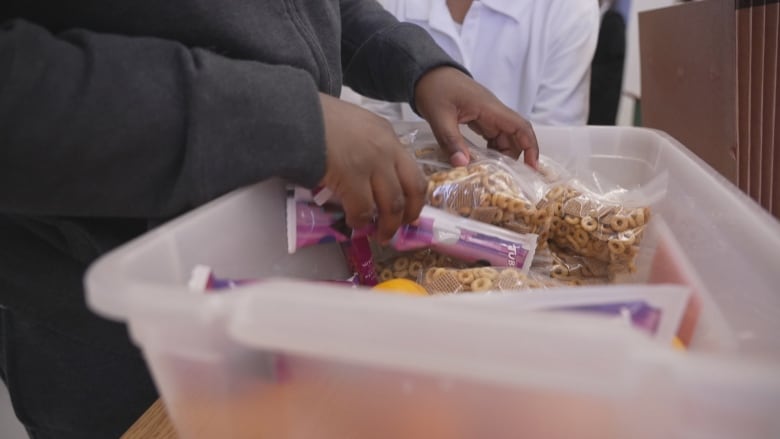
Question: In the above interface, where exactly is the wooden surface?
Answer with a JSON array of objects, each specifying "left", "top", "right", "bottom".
[{"left": 122, "top": 399, "right": 177, "bottom": 439}]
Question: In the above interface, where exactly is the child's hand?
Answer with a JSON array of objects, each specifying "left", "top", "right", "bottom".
[
  {"left": 414, "top": 67, "right": 540, "bottom": 169},
  {"left": 318, "top": 93, "right": 427, "bottom": 243}
]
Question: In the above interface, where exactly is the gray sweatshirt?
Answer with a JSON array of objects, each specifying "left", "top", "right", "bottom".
[{"left": 0, "top": 1, "right": 463, "bottom": 349}]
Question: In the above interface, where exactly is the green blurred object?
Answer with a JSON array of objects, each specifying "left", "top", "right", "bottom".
[{"left": 633, "top": 98, "right": 642, "bottom": 126}]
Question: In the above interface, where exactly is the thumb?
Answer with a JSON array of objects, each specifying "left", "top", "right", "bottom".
[{"left": 427, "top": 107, "right": 470, "bottom": 167}]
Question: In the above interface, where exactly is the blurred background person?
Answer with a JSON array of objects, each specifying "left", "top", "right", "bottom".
[{"left": 343, "top": 0, "right": 600, "bottom": 126}]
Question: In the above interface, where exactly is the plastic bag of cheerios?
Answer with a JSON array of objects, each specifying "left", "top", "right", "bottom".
[
  {"left": 373, "top": 248, "right": 471, "bottom": 283},
  {"left": 425, "top": 160, "right": 552, "bottom": 248},
  {"left": 419, "top": 266, "right": 568, "bottom": 294},
  {"left": 542, "top": 171, "right": 668, "bottom": 281},
  {"left": 397, "top": 123, "right": 566, "bottom": 181}
]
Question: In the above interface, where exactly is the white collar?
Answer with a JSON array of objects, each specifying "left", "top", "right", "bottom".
[
  {"left": 404, "top": 0, "right": 529, "bottom": 24},
  {"left": 480, "top": 0, "right": 531, "bottom": 22}
]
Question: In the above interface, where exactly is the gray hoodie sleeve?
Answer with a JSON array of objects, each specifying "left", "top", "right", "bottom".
[
  {"left": 0, "top": 19, "right": 326, "bottom": 218},
  {"left": 339, "top": 0, "right": 470, "bottom": 106}
]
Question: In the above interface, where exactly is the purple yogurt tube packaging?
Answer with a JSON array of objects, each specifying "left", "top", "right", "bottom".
[
  {"left": 341, "top": 235, "right": 378, "bottom": 286},
  {"left": 188, "top": 265, "right": 261, "bottom": 292},
  {"left": 355, "top": 206, "right": 538, "bottom": 272},
  {"left": 188, "top": 265, "right": 359, "bottom": 293},
  {"left": 287, "top": 190, "right": 352, "bottom": 254},
  {"left": 288, "top": 191, "right": 538, "bottom": 274},
  {"left": 556, "top": 301, "right": 662, "bottom": 336}
]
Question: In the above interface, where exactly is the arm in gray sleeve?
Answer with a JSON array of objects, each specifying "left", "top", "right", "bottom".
[
  {"left": 339, "top": 0, "right": 469, "bottom": 107},
  {"left": 0, "top": 19, "right": 326, "bottom": 219}
]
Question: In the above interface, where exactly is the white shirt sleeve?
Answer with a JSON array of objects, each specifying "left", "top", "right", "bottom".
[{"left": 530, "top": 2, "right": 600, "bottom": 126}]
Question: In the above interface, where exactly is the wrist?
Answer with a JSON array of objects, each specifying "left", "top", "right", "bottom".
[{"left": 411, "top": 64, "right": 471, "bottom": 116}]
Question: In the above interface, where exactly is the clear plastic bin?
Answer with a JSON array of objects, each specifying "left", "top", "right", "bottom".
[{"left": 86, "top": 126, "right": 780, "bottom": 438}]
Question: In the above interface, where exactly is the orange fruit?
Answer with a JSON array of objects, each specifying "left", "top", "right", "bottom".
[{"left": 372, "top": 279, "right": 429, "bottom": 296}]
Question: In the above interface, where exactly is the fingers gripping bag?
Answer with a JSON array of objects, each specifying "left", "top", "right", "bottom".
[
  {"left": 396, "top": 125, "right": 561, "bottom": 250},
  {"left": 286, "top": 189, "right": 537, "bottom": 281}
]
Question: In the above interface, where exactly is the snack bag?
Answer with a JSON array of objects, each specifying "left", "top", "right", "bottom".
[
  {"left": 542, "top": 171, "right": 666, "bottom": 280},
  {"left": 546, "top": 243, "right": 612, "bottom": 283},
  {"left": 426, "top": 161, "right": 552, "bottom": 247},
  {"left": 420, "top": 266, "right": 567, "bottom": 294}
]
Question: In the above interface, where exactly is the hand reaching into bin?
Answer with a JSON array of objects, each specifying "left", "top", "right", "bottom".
[
  {"left": 414, "top": 67, "right": 540, "bottom": 169},
  {"left": 319, "top": 93, "right": 427, "bottom": 243},
  {"left": 320, "top": 67, "right": 540, "bottom": 243}
]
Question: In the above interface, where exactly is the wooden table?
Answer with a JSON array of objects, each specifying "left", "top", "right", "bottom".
[{"left": 122, "top": 399, "right": 177, "bottom": 439}]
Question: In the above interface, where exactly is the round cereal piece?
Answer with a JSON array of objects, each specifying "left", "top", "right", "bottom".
[
  {"left": 550, "top": 216, "right": 563, "bottom": 230},
  {"left": 448, "top": 167, "right": 468, "bottom": 180},
  {"left": 435, "top": 254, "right": 451, "bottom": 266},
  {"left": 552, "top": 202, "right": 563, "bottom": 217},
  {"left": 499, "top": 268, "right": 523, "bottom": 279},
  {"left": 627, "top": 215, "right": 638, "bottom": 229},
  {"left": 470, "top": 277, "right": 494, "bottom": 292},
  {"left": 491, "top": 209, "right": 504, "bottom": 223},
  {"left": 430, "top": 192, "right": 446, "bottom": 207},
  {"left": 467, "top": 163, "right": 488, "bottom": 173},
  {"left": 489, "top": 191, "right": 505, "bottom": 207},
  {"left": 408, "top": 261, "right": 424, "bottom": 278},
  {"left": 608, "top": 239, "right": 626, "bottom": 254},
  {"left": 525, "top": 280, "right": 544, "bottom": 289},
  {"left": 477, "top": 267, "right": 500, "bottom": 280},
  {"left": 558, "top": 223, "right": 571, "bottom": 236},
  {"left": 429, "top": 267, "right": 450, "bottom": 280},
  {"left": 430, "top": 171, "right": 449, "bottom": 183},
  {"left": 480, "top": 175, "right": 498, "bottom": 190},
  {"left": 426, "top": 180, "right": 436, "bottom": 196},
  {"left": 509, "top": 199, "right": 533, "bottom": 214},
  {"left": 393, "top": 257, "right": 410, "bottom": 272},
  {"left": 494, "top": 192, "right": 514, "bottom": 213},
  {"left": 551, "top": 264, "right": 570, "bottom": 279},
  {"left": 533, "top": 209, "right": 549, "bottom": 224},
  {"left": 564, "top": 215, "right": 581, "bottom": 226},
  {"left": 631, "top": 208, "right": 647, "bottom": 226},
  {"left": 394, "top": 269, "right": 409, "bottom": 279},
  {"left": 423, "top": 254, "right": 438, "bottom": 268},
  {"left": 412, "top": 250, "right": 429, "bottom": 260},
  {"left": 456, "top": 206, "right": 472, "bottom": 217},
  {"left": 574, "top": 229, "right": 590, "bottom": 247},
  {"left": 546, "top": 185, "right": 565, "bottom": 201},
  {"left": 610, "top": 215, "right": 630, "bottom": 233},
  {"left": 379, "top": 268, "right": 394, "bottom": 282},
  {"left": 621, "top": 231, "right": 637, "bottom": 245},
  {"left": 581, "top": 216, "right": 598, "bottom": 232},
  {"left": 456, "top": 270, "right": 476, "bottom": 285},
  {"left": 478, "top": 193, "right": 493, "bottom": 207}
]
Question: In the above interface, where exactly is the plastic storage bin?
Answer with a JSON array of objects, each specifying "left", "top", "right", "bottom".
[{"left": 86, "top": 126, "right": 780, "bottom": 438}]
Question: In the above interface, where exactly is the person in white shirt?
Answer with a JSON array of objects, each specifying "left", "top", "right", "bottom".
[{"left": 347, "top": 0, "right": 600, "bottom": 126}]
